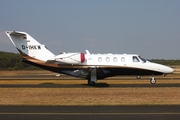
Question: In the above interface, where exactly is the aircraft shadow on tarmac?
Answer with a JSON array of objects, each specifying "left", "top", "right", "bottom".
[
  {"left": 81, "top": 82, "right": 110, "bottom": 87},
  {"left": 0, "top": 82, "right": 180, "bottom": 88},
  {"left": 39, "top": 82, "right": 110, "bottom": 88}
]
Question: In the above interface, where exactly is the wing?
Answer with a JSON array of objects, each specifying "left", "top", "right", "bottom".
[
  {"left": 56, "top": 67, "right": 106, "bottom": 79},
  {"left": 77, "top": 67, "right": 106, "bottom": 79}
]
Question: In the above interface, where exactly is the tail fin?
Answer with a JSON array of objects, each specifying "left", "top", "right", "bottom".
[{"left": 5, "top": 31, "right": 55, "bottom": 61}]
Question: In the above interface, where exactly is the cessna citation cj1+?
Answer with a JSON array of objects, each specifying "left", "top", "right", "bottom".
[{"left": 6, "top": 31, "right": 174, "bottom": 85}]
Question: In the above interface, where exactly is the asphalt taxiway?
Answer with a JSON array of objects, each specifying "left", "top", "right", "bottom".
[
  {"left": 0, "top": 105, "right": 180, "bottom": 120},
  {"left": 0, "top": 76, "right": 180, "bottom": 120},
  {"left": 0, "top": 83, "right": 180, "bottom": 88},
  {"left": 0, "top": 75, "right": 180, "bottom": 88}
]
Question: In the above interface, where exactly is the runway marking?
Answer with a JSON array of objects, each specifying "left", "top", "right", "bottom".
[{"left": 0, "top": 112, "right": 180, "bottom": 115}]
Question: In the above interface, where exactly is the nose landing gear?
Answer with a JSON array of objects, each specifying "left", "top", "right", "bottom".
[{"left": 150, "top": 77, "right": 156, "bottom": 84}]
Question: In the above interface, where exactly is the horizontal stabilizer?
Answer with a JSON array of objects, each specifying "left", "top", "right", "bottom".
[
  {"left": 45, "top": 60, "right": 63, "bottom": 64},
  {"left": 45, "top": 60, "right": 56, "bottom": 64},
  {"left": 7, "top": 31, "right": 26, "bottom": 36}
]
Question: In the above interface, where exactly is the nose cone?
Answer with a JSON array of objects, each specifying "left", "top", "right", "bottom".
[
  {"left": 151, "top": 63, "right": 174, "bottom": 74},
  {"left": 165, "top": 66, "right": 174, "bottom": 74},
  {"left": 159, "top": 65, "right": 174, "bottom": 74}
]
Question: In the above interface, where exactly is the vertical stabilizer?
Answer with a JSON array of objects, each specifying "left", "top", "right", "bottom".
[{"left": 6, "top": 31, "right": 55, "bottom": 61}]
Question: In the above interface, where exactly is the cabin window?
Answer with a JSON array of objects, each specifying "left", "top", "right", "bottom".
[
  {"left": 98, "top": 57, "right": 102, "bottom": 62},
  {"left": 133, "top": 56, "right": 140, "bottom": 62},
  {"left": 113, "top": 57, "right": 117, "bottom": 62},
  {"left": 106, "top": 57, "right": 110, "bottom": 62},
  {"left": 121, "top": 57, "right": 125, "bottom": 62}
]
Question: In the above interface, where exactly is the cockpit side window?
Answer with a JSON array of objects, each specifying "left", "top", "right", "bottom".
[{"left": 133, "top": 56, "right": 140, "bottom": 62}]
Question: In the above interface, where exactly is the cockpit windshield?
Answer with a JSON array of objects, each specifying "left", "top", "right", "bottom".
[{"left": 138, "top": 56, "right": 147, "bottom": 63}]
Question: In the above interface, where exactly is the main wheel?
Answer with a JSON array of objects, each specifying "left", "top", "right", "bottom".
[
  {"left": 88, "top": 80, "right": 96, "bottom": 86},
  {"left": 150, "top": 77, "right": 156, "bottom": 84}
]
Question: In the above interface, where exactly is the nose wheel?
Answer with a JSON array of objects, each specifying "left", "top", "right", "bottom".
[{"left": 150, "top": 77, "right": 156, "bottom": 84}]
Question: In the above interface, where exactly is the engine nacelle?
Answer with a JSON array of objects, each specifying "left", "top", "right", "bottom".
[{"left": 55, "top": 53, "right": 85, "bottom": 64}]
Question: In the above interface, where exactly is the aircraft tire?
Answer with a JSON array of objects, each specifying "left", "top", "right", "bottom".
[
  {"left": 88, "top": 80, "right": 96, "bottom": 86},
  {"left": 150, "top": 77, "right": 156, "bottom": 84}
]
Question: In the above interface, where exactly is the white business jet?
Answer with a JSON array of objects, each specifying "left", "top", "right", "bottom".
[{"left": 6, "top": 31, "right": 174, "bottom": 85}]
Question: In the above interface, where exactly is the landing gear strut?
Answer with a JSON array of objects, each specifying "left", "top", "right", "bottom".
[
  {"left": 150, "top": 77, "right": 156, "bottom": 84},
  {"left": 87, "top": 68, "right": 97, "bottom": 86}
]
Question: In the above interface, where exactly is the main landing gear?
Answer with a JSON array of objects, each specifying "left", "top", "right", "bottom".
[{"left": 87, "top": 68, "right": 97, "bottom": 86}]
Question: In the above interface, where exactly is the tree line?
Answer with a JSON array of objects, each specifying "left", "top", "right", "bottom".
[
  {"left": 0, "top": 51, "right": 39, "bottom": 70},
  {"left": 149, "top": 59, "right": 180, "bottom": 66},
  {"left": 0, "top": 51, "right": 179, "bottom": 70}
]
